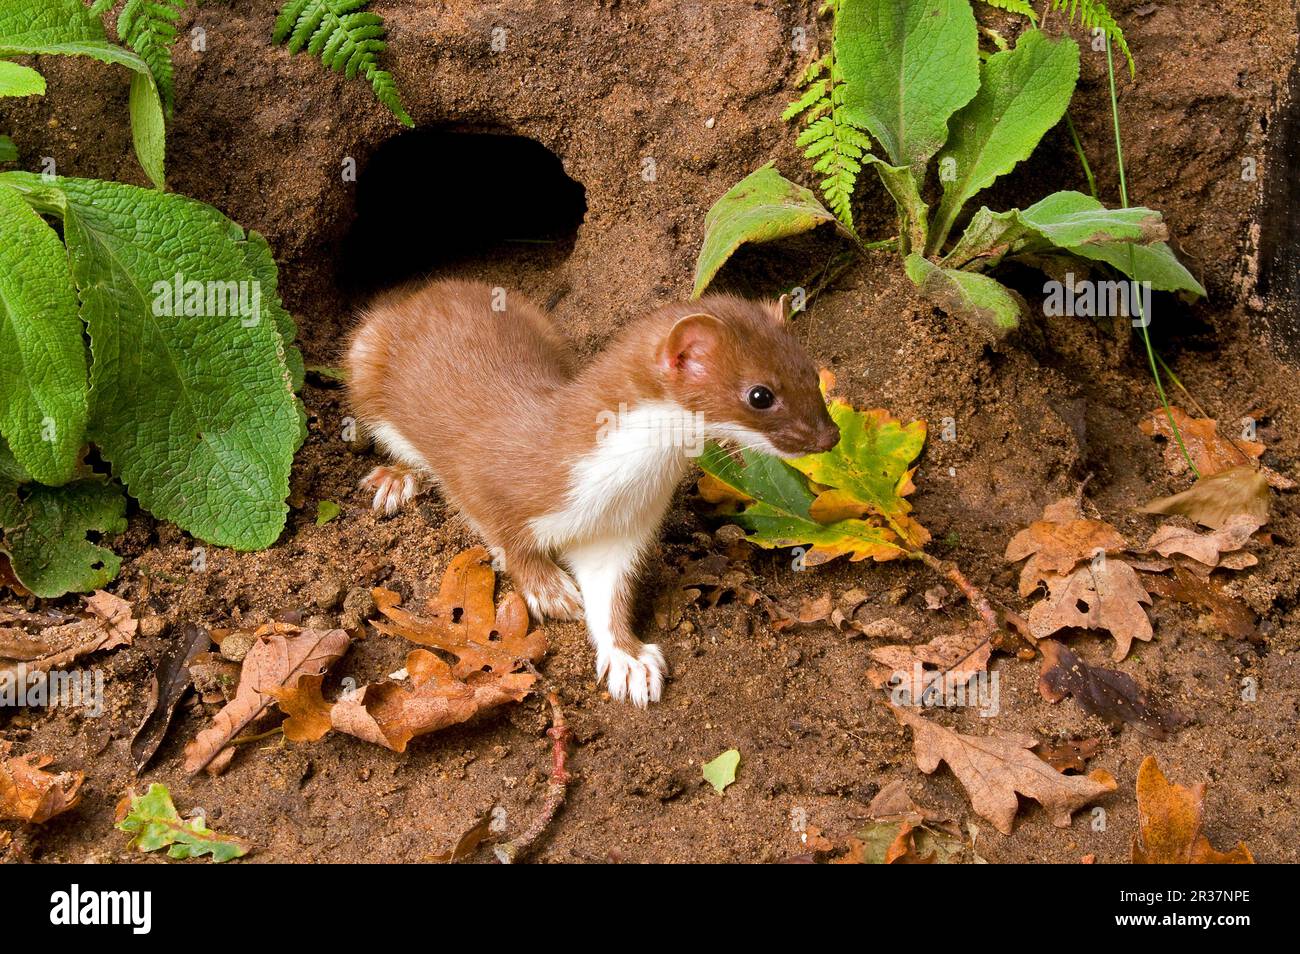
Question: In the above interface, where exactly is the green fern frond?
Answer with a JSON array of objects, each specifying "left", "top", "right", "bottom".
[
  {"left": 784, "top": 16, "right": 869, "bottom": 230},
  {"left": 1052, "top": 0, "right": 1133, "bottom": 77},
  {"left": 273, "top": 0, "right": 413, "bottom": 127},
  {"left": 89, "top": 1, "right": 117, "bottom": 17},
  {"left": 115, "top": 0, "right": 186, "bottom": 115}
]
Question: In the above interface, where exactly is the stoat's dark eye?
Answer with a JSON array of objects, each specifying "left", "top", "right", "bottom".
[{"left": 747, "top": 385, "right": 775, "bottom": 410}]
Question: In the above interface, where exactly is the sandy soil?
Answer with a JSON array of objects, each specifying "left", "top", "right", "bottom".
[{"left": 1, "top": 0, "right": 1297, "bottom": 863}]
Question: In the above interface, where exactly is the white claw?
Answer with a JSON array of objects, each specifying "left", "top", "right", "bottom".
[{"left": 598, "top": 643, "right": 665, "bottom": 708}]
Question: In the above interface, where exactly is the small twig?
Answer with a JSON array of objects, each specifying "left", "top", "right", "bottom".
[
  {"left": 228, "top": 726, "right": 283, "bottom": 746},
  {"left": 911, "top": 550, "right": 999, "bottom": 633},
  {"left": 494, "top": 692, "right": 572, "bottom": 864}
]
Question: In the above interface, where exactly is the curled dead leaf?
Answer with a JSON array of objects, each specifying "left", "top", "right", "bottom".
[
  {"left": 0, "top": 741, "right": 84, "bottom": 823},
  {"left": 1037, "top": 640, "right": 1177, "bottom": 739},
  {"left": 1141, "top": 465, "right": 1271, "bottom": 531}
]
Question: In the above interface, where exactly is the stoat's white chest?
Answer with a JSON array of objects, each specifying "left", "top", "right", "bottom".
[{"left": 528, "top": 401, "right": 699, "bottom": 551}]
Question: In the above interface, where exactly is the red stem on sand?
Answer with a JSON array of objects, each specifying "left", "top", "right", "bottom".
[{"left": 494, "top": 692, "right": 572, "bottom": 864}]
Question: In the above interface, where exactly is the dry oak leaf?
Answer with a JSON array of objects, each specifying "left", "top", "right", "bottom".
[
  {"left": 0, "top": 590, "right": 135, "bottom": 687},
  {"left": 1138, "top": 408, "right": 1295, "bottom": 489},
  {"left": 1143, "top": 514, "right": 1262, "bottom": 567},
  {"left": 1005, "top": 499, "right": 1128, "bottom": 597},
  {"left": 1132, "top": 756, "right": 1253, "bottom": 864},
  {"left": 868, "top": 622, "right": 995, "bottom": 701},
  {"left": 0, "top": 741, "right": 84, "bottom": 823},
  {"left": 1038, "top": 640, "right": 1177, "bottom": 739},
  {"left": 891, "top": 705, "right": 1116, "bottom": 835},
  {"left": 1141, "top": 465, "right": 1271, "bottom": 531},
  {"left": 272, "top": 548, "right": 545, "bottom": 752},
  {"left": 183, "top": 623, "right": 351, "bottom": 774},
  {"left": 1027, "top": 557, "right": 1153, "bottom": 661}
]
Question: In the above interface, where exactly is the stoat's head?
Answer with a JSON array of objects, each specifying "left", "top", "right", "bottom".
[{"left": 655, "top": 294, "right": 840, "bottom": 459}]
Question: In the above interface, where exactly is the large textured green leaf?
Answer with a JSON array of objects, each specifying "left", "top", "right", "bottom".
[
  {"left": 942, "top": 191, "right": 1165, "bottom": 270},
  {"left": 1, "top": 172, "right": 304, "bottom": 550},
  {"left": 240, "top": 229, "right": 304, "bottom": 391},
  {"left": 692, "top": 162, "right": 843, "bottom": 298},
  {"left": 836, "top": 0, "right": 979, "bottom": 177},
  {"left": 0, "top": 59, "right": 44, "bottom": 96},
  {"left": 906, "top": 252, "right": 1024, "bottom": 336},
  {"left": 0, "top": 477, "right": 126, "bottom": 597},
  {"left": 931, "top": 30, "right": 1079, "bottom": 252},
  {"left": 0, "top": 0, "right": 166, "bottom": 187},
  {"left": 0, "top": 183, "right": 88, "bottom": 485}
]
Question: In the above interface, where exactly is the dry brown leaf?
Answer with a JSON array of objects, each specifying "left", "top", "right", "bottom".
[
  {"left": 1038, "top": 640, "right": 1178, "bottom": 739},
  {"left": 0, "top": 590, "right": 135, "bottom": 688},
  {"left": 0, "top": 741, "right": 84, "bottom": 823},
  {"left": 183, "top": 623, "right": 351, "bottom": 774},
  {"left": 272, "top": 548, "right": 546, "bottom": 753},
  {"left": 1027, "top": 558, "right": 1153, "bottom": 661},
  {"left": 868, "top": 622, "right": 994, "bottom": 700},
  {"left": 1035, "top": 737, "right": 1101, "bottom": 773},
  {"left": 891, "top": 705, "right": 1116, "bottom": 835},
  {"left": 1005, "top": 500, "right": 1128, "bottom": 597},
  {"left": 1138, "top": 408, "right": 1288, "bottom": 484},
  {"left": 1141, "top": 465, "right": 1272, "bottom": 530},
  {"left": 1142, "top": 565, "right": 1258, "bottom": 643},
  {"left": 1143, "top": 514, "right": 1262, "bottom": 567},
  {"left": 1132, "top": 756, "right": 1253, "bottom": 864}
]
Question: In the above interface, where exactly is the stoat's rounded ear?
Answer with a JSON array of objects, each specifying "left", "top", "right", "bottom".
[
  {"left": 659, "top": 312, "right": 723, "bottom": 380},
  {"left": 774, "top": 293, "right": 794, "bottom": 325}
]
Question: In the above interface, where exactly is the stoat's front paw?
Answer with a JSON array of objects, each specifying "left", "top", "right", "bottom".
[
  {"left": 361, "top": 466, "right": 420, "bottom": 516},
  {"left": 524, "top": 573, "right": 584, "bottom": 622},
  {"left": 597, "top": 643, "right": 666, "bottom": 708}
]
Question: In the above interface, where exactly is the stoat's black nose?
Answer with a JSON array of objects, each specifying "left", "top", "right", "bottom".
[{"left": 811, "top": 423, "right": 840, "bottom": 453}]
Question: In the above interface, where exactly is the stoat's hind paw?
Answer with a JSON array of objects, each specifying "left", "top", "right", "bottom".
[
  {"left": 524, "top": 573, "right": 584, "bottom": 622},
  {"left": 361, "top": 465, "right": 422, "bottom": 516},
  {"left": 597, "top": 643, "right": 666, "bottom": 708}
]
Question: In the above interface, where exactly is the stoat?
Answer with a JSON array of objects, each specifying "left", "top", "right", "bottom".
[{"left": 346, "top": 280, "right": 838, "bottom": 706}]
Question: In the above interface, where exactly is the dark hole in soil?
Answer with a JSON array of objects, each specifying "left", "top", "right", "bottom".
[{"left": 339, "top": 129, "right": 587, "bottom": 293}]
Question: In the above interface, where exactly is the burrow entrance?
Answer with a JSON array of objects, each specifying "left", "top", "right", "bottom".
[{"left": 338, "top": 129, "right": 587, "bottom": 294}]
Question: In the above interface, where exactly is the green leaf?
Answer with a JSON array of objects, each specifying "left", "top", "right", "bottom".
[
  {"left": 315, "top": 499, "right": 341, "bottom": 525},
  {"left": 1, "top": 171, "right": 305, "bottom": 550},
  {"left": 693, "top": 162, "right": 843, "bottom": 298},
  {"left": 905, "top": 252, "right": 1024, "bottom": 336},
  {"left": 0, "top": 59, "right": 44, "bottom": 96},
  {"left": 0, "top": 0, "right": 166, "bottom": 188},
  {"left": 0, "top": 135, "right": 15, "bottom": 163},
  {"left": 127, "top": 70, "right": 166, "bottom": 190},
  {"left": 240, "top": 229, "right": 305, "bottom": 392},
  {"left": 116, "top": 783, "right": 251, "bottom": 862},
  {"left": 931, "top": 31, "right": 1080, "bottom": 253},
  {"left": 699, "top": 442, "right": 907, "bottom": 564},
  {"left": 0, "top": 183, "right": 88, "bottom": 485},
  {"left": 0, "top": 478, "right": 126, "bottom": 597},
  {"left": 1068, "top": 240, "right": 1205, "bottom": 297},
  {"left": 941, "top": 192, "right": 1205, "bottom": 297},
  {"left": 943, "top": 190, "right": 1165, "bottom": 270},
  {"left": 702, "top": 749, "right": 740, "bottom": 794},
  {"left": 866, "top": 155, "right": 927, "bottom": 253},
  {"left": 789, "top": 398, "right": 929, "bottom": 550},
  {"left": 836, "top": 0, "right": 980, "bottom": 176}
]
